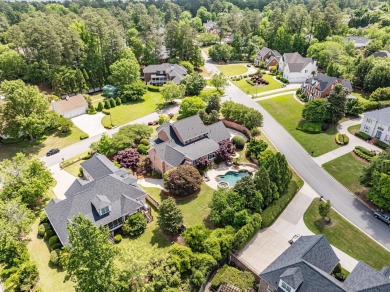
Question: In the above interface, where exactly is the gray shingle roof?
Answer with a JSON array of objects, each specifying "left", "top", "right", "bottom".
[
  {"left": 280, "top": 267, "right": 304, "bottom": 290},
  {"left": 46, "top": 155, "right": 146, "bottom": 245},
  {"left": 81, "top": 153, "right": 119, "bottom": 180},
  {"left": 373, "top": 50, "right": 390, "bottom": 58},
  {"left": 303, "top": 73, "right": 352, "bottom": 92},
  {"left": 343, "top": 262, "right": 390, "bottom": 291},
  {"left": 260, "top": 235, "right": 343, "bottom": 292},
  {"left": 364, "top": 108, "right": 390, "bottom": 126},
  {"left": 207, "top": 121, "right": 231, "bottom": 143},
  {"left": 143, "top": 63, "right": 187, "bottom": 84},
  {"left": 344, "top": 36, "right": 372, "bottom": 47},
  {"left": 283, "top": 53, "right": 314, "bottom": 73},
  {"left": 172, "top": 115, "right": 208, "bottom": 142}
]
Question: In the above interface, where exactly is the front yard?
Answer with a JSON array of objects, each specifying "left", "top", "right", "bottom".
[
  {"left": 232, "top": 74, "right": 283, "bottom": 95},
  {"left": 258, "top": 94, "right": 339, "bottom": 156},
  {"left": 0, "top": 125, "right": 87, "bottom": 161},
  {"left": 322, "top": 152, "right": 369, "bottom": 195},
  {"left": 101, "top": 90, "right": 163, "bottom": 128},
  {"left": 304, "top": 199, "right": 390, "bottom": 271},
  {"left": 216, "top": 64, "right": 249, "bottom": 76}
]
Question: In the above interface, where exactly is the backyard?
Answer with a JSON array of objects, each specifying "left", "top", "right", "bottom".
[
  {"left": 0, "top": 125, "right": 87, "bottom": 161},
  {"left": 304, "top": 199, "right": 390, "bottom": 270},
  {"left": 322, "top": 152, "right": 368, "bottom": 195},
  {"left": 232, "top": 74, "right": 283, "bottom": 95},
  {"left": 216, "top": 64, "right": 249, "bottom": 76},
  {"left": 258, "top": 94, "right": 339, "bottom": 156},
  {"left": 101, "top": 90, "right": 164, "bottom": 128}
]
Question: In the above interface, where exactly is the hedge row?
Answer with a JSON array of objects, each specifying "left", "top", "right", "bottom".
[
  {"left": 147, "top": 85, "right": 161, "bottom": 92},
  {"left": 335, "top": 133, "right": 349, "bottom": 145},
  {"left": 232, "top": 213, "right": 262, "bottom": 250},
  {"left": 355, "top": 146, "right": 376, "bottom": 157},
  {"left": 363, "top": 100, "right": 390, "bottom": 111},
  {"left": 296, "top": 121, "right": 322, "bottom": 134},
  {"left": 276, "top": 75, "right": 289, "bottom": 84},
  {"left": 261, "top": 180, "right": 300, "bottom": 228},
  {"left": 353, "top": 148, "right": 373, "bottom": 162},
  {"left": 374, "top": 140, "right": 389, "bottom": 150},
  {"left": 355, "top": 131, "right": 371, "bottom": 140}
]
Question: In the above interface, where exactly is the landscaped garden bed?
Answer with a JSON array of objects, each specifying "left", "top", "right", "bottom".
[{"left": 232, "top": 74, "right": 282, "bottom": 95}]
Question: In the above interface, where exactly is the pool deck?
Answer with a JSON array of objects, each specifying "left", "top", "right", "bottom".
[{"left": 205, "top": 163, "right": 257, "bottom": 189}]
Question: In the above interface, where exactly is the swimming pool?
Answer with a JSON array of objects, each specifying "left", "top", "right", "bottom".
[{"left": 216, "top": 170, "right": 252, "bottom": 187}]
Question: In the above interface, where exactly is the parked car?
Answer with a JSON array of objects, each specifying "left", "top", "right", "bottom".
[
  {"left": 374, "top": 210, "right": 390, "bottom": 226},
  {"left": 288, "top": 234, "right": 301, "bottom": 244},
  {"left": 46, "top": 148, "right": 60, "bottom": 156}
]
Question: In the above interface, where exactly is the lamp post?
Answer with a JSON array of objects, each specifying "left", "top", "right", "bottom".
[{"left": 110, "top": 112, "right": 113, "bottom": 127}]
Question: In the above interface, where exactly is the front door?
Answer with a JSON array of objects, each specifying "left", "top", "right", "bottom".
[{"left": 376, "top": 130, "right": 382, "bottom": 139}]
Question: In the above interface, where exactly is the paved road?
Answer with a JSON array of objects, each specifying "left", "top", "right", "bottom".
[
  {"left": 203, "top": 53, "right": 390, "bottom": 250},
  {"left": 41, "top": 105, "right": 179, "bottom": 167}
]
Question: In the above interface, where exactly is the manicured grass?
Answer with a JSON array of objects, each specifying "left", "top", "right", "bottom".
[
  {"left": 216, "top": 64, "right": 249, "bottom": 76},
  {"left": 145, "top": 183, "right": 215, "bottom": 227},
  {"left": 0, "top": 125, "right": 87, "bottom": 161},
  {"left": 101, "top": 90, "right": 163, "bottom": 128},
  {"left": 63, "top": 161, "right": 83, "bottom": 177},
  {"left": 27, "top": 220, "right": 75, "bottom": 292},
  {"left": 304, "top": 199, "right": 390, "bottom": 271},
  {"left": 322, "top": 152, "right": 369, "bottom": 195},
  {"left": 351, "top": 91, "right": 370, "bottom": 105},
  {"left": 232, "top": 75, "right": 283, "bottom": 95},
  {"left": 348, "top": 124, "right": 361, "bottom": 135},
  {"left": 256, "top": 88, "right": 298, "bottom": 98},
  {"left": 258, "top": 94, "right": 339, "bottom": 157},
  {"left": 89, "top": 93, "right": 105, "bottom": 107}
]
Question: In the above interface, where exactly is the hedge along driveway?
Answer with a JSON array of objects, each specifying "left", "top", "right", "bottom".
[
  {"left": 258, "top": 94, "right": 339, "bottom": 157},
  {"left": 232, "top": 74, "right": 283, "bottom": 95},
  {"left": 101, "top": 90, "right": 164, "bottom": 128}
]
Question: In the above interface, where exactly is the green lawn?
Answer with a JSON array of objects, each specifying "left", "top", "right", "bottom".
[
  {"left": 304, "top": 199, "right": 390, "bottom": 271},
  {"left": 202, "top": 46, "right": 213, "bottom": 56},
  {"left": 258, "top": 94, "right": 339, "bottom": 156},
  {"left": 232, "top": 75, "right": 283, "bottom": 95},
  {"left": 323, "top": 152, "right": 369, "bottom": 195},
  {"left": 27, "top": 220, "right": 75, "bottom": 292},
  {"left": 351, "top": 91, "right": 371, "bottom": 106},
  {"left": 0, "top": 125, "right": 87, "bottom": 161},
  {"left": 216, "top": 64, "right": 249, "bottom": 76},
  {"left": 348, "top": 124, "right": 361, "bottom": 135},
  {"left": 101, "top": 90, "right": 163, "bottom": 128}
]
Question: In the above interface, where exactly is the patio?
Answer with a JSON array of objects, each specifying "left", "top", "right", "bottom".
[{"left": 205, "top": 163, "right": 257, "bottom": 189}]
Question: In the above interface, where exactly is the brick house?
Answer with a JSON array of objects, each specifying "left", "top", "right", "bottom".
[
  {"left": 142, "top": 63, "right": 187, "bottom": 85},
  {"left": 148, "top": 115, "right": 231, "bottom": 173},
  {"left": 300, "top": 73, "right": 352, "bottom": 100},
  {"left": 254, "top": 47, "right": 282, "bottom": 68}
]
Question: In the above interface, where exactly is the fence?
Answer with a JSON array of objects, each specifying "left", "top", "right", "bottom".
[
  {"left": 229, "top": 252, "right": 260, "bottom": 283},
  {"left": 198, "top": 258, "right": 227, "bottom": 292},
  {"left": 146, "top": 194, "right": 160, "bottom": 209},
  {"left": 221, "top": 119, "right": 252, "bottom": 139}
]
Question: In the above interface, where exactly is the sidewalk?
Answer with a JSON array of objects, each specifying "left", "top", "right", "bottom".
[
  {"left": 313, "top": 118, "right": 382, "bottom": 166},
  {"left": 254, "top": 90, "right": 296, "bottom": 101},
  {"left": 236, "top": 183, "right": 359, "bottom": 274}
]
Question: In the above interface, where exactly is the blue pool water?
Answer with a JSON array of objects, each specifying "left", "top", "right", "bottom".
[{"left": 216, "top": 170, "right": 252, "bottom": 187}]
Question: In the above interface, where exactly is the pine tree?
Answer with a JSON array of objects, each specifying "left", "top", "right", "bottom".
[
  {"left": 115, "top": 97, "right": 121, "bottom": 106},
  {"left": 253, "top": 166, "right": 274, "bottom": 208},
  {"left": 327, "top": 84, "right": 348, "bottom": 124},
  {"left": 109, "top": 97, "right": 116, "bottom": 108},
  {"left": 97, "top": 101, "right": 103, "bottom": 111},
  {"left": 104, "top": 99, "right": 111, "bottom": 109},
  {"left": 158, "top": 197, "right": 183, "bottom": 234}
]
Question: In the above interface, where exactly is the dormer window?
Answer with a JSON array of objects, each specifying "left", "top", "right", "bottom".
[
  {"left": 100, "top": 206, "right": 110, "bottom": 215},
  {"left": 279, "top": 280, "right": 292, "bottom": 292},
  {"left": 92, "top": 194, "right": 112, "bottom": 216}
]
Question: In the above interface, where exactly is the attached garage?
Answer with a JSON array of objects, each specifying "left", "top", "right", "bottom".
[{"left": 51, "top": 94, "right": 88, "bottom": 119}]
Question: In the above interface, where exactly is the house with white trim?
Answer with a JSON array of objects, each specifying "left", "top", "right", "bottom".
[
  {"left": 360, "top": 108, "right": 390, "bottom": 145},
  {"left": 278, "top": 53, "right": 317, "bottom": 83}
]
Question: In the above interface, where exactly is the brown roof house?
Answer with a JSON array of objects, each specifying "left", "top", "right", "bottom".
[
  {"left": 259, "top": 235, "right": 390, "bottom": 292},
  {"left": 142, "top": 63, "right": 187, "bottom": 86},
  {"left": 51, "top": 94, "right": 88, "bottom": 119},
  {"left": 300, "top": 73, "right": 352, "bottom": 100},
  {"left": 148, "top": 115, "right": 231, "bottom": 174},
  {"left": 254, "top": 47, "right": 282, "bottom": 68}
]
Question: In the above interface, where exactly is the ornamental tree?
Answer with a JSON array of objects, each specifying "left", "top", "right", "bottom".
[
  {"left": 318, "top": 200, "right": 332, "bottom": 223},
  {"left": 113, "top": 148, "right": 139, "bottom": 170},
  {"left": 164, "top": 165, "right": 203, "bottom": 196},
  {"left": 158, "top": 197, "right": 183, "bottom": 234},
  {"left": 122, "top": 212, "right": 147, "bottom": 237},
  {"left": 217, "top": 139, "right": 236, "bottom": 161}
]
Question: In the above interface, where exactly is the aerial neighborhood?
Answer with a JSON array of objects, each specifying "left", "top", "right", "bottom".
[{"left": 0, "top": 1, "right": 389, "bottom": 292}]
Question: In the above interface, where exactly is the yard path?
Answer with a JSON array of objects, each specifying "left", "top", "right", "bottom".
[
  {"left": 236, "top": 183, "right": 359, "bottom": 274},
  {"left": 312, "top": 117, "right": 382, "bottom": 166},
  {"left": 201, "top": 49, "right": 390, "bottom": 250}
]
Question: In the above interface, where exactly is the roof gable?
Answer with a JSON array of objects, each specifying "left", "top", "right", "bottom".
[
  {"left": 364, "top": 108, "right": 390, "bottom": 125},
  {"left": 343, "top": 262, "right": 390, "bottom": 291},
  {"left": 81, "top": 153, "right": 119, "bottom": 180},
  {"left": 172, "top": 115, "right": 208, "bottom": 143},
  {"left": 52, "top": 94, "right": 88, "bottom": 114}
]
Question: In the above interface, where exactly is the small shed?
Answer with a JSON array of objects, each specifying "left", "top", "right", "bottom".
[
  {"left": 51, "top": 94, "right": 88, "bottom": 119},
  {"left": 102, "top": 85, "right": 119, "bottom": 98}
]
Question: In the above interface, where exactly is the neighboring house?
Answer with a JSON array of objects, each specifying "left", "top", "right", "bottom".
[
  {"left": 300, "top": 73, "right": 353, "bottom": 100},
  {"left": 142, "top": 63, "right": 187, "bottom": 85},
  {"left": 259, "top": 235, "right": 390, "bottom": 292},
  {"left": 203, "top": 21, "right": 218, "bottom": 34},
  {"left": 51, "top": 94, "right": 88, "bottom": 118},
  {"left": 360, "top": 107, "right": 390, "bottom": 145},
  {"left": 45, "top": 153, "right": 148, "bottom": 245},
  {"left": 278, "top": 53, "right": 317, "bottom": 83},
  {"left": 222, "top": 34, "right": 234, "bottom": 45},
  {"left": 157, "top": 27, "right": 170, "bottom": 63},
  {"left": 254, "top": 47, "right": 282, "bottom": 68},
  {"left": 148, "top": 115, "right": 230, "bottom": 174},
  {"left": 372, "top": 50, "right": 390, "bottom": 58},
  {"left": 344, "top": 36, "right": 372, "bottom": 49}
]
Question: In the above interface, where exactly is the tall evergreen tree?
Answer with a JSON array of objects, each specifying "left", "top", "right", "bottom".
[{"left": 327, "top": 84, "right": 348, "bottom": 124}]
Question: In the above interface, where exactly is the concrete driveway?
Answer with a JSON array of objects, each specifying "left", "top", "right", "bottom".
[
  {"left": 236, "top": 184, "right": 359, "bottom": 274},
  {"left": 71, "top": 113, "right": 106, "bottom": 137},
  {"left": 49, "top": 164, "right": 76, "bottom": 200}
]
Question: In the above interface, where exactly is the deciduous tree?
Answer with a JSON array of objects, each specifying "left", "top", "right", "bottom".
[
  {"left": 210, "top": 73, "right": 228, "bottom": 93},
  {"left": 164, "top": 165, "right": 202, "bottom": 196},
  {"left": 161, "top": 81, "right": 185, "bottom": 104}
]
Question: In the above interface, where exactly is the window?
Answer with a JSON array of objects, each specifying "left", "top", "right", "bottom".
[
  {"left": 101, "top": 206, "right": 110, "bottom": 215},
  {"left": 280, "top": 280, "right": 292, "bottom": 292}
]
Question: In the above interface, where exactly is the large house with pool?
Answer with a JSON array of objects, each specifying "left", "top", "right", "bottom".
[{"left": 148, "top": 115, "right": 231, "bottom": 174}]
